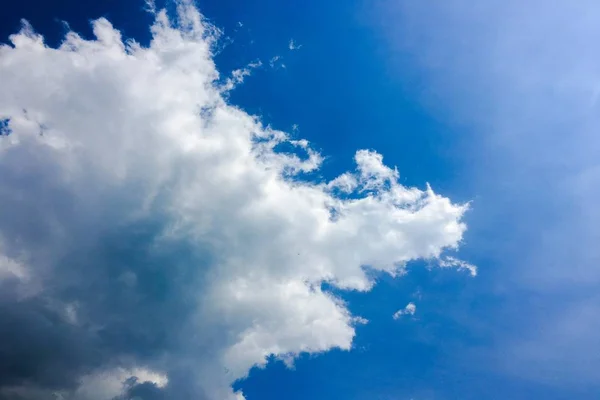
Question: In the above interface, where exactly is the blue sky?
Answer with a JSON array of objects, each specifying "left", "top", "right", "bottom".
[{"left": 0, "top": 1, "right": 598, "bottom": 400}]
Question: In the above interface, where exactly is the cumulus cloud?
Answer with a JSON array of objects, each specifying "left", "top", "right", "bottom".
[
  {"left": 393, "top": 302, "right": 417, "bottom": 319},
  {"left": 0, "top": 1, "right": 471, "bottom": 399}
]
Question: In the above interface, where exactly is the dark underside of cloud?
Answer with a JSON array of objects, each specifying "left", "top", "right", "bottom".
[{"left": 0, "top": 225, "right": 208, "bottom": 399}]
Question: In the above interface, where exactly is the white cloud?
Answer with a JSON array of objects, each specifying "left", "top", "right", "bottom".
[
  {"left": 288, "top": 39, "right": 302, "bottom": 50},
  {"left": 0, "top": 1, "right": 471, "bottom": 398},
  {"left": 438, "top": 256, "right": 477, "bottom": 276},
  {"left": 269, "top": 55, "right": 285, "bottom": 69},
  {"left": 222, "top": 60, "right": 263, "bottom": 92},
  {"left": 352, "top": 316, "right": 369, "bottom": 325},
  {"left": 393, "top": 302, "right": 417, "bottom": 319}
]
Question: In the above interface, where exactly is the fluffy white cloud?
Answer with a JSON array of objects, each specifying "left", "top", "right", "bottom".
[
  {"left": 393, "top": 302, "right": 417, "bottom": 319},
  {"left": 0, "top": 1, "right": 471, "bottom": 399}
]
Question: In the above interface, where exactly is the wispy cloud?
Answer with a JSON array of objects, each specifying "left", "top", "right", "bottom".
[
  {"left": 222, "top": 60, "right": 263, "bottom": 92},
  {"left": 269, "top": 55, "right": 285, "bottom": 69},
  {"left": 288, "top": 38, "right": 302, "bottom": 50},
  {"left": 393, "top": 302, "right": 416, "bottom": 319}
]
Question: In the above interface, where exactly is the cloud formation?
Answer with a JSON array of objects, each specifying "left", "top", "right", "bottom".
[
  {"left": 288, "top": 39, "right": 301, "bottom": 50},
  {"left": 0, "top": 1, "right": 470, "bottom": 399},
  {"left": 392, "top": 302, "right": 416, "bottom": 319}
]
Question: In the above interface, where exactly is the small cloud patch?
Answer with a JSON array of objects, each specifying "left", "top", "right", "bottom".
[
  {"left": 288, "top": 39, "right": 302, "bottom": 50},
  {"left": 393, "top": 302, "right": 417, "bottom": 319}
]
